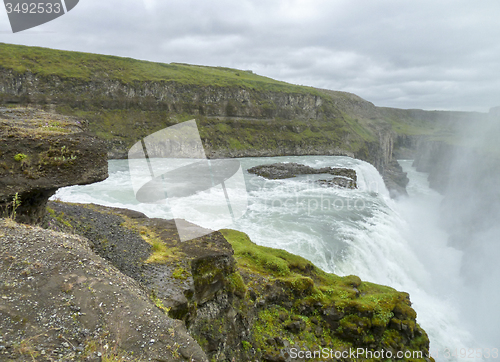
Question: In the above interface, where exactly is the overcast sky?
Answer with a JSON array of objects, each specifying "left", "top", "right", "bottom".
[{"left": 1, "top": 0, "right": 499, "bottom": 112}]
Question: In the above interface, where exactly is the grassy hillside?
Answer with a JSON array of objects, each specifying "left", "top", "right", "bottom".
[
  {"left": 0, "top": 42, "right": 321, "bottom": 94},
  {"left": 0, "top": 43, "right": 390, "bottom": 160}
]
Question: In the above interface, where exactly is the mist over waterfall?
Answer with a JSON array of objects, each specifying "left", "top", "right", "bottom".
[{"left": 438, "top": 107, "right": 500, "bottom": 348}]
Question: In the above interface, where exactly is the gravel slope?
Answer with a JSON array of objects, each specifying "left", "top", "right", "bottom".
[{"left": 0, "top": 218, "right": 208, "bottom": 362}]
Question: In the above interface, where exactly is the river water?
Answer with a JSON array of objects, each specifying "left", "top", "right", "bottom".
[{"left": 52, "top": 156, "right": 493, "bottom": 361}]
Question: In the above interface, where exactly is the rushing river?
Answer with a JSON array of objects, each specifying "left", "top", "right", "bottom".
[{"left": 52, "top": 156, "right": 493, "bottom": 361}]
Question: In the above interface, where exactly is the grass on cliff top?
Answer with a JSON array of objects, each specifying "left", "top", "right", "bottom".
[
  {"left": 0, "top": 42, "right": 319, "bottom": 94},
  {"left": 219, "top": 229, "right": 427, "bottom": 355},
  {"left": 219, "top": 229, "right": 411, "bottom": 312}
]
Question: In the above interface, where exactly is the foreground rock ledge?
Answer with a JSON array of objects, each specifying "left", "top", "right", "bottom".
[
  {"left": 42, "top": 202, "right": 433, "bottom": 362},
  {"left": 0, "top": 218, "right": 207, "bottom": 362},
  {"left": 0, "top": 107, "right": 108, "bottom": 224}
]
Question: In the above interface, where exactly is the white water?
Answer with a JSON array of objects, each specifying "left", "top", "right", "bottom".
[{"left": 52, "top": 156, "right": 491, "bottom": 360}]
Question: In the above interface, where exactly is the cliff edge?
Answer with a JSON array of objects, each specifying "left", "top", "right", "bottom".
[
  {"left": 42, "top": 201, "right": 433, "bottom": 362},
  {"left": 0, "top": 106, "right": 432, "bottom": 360}
]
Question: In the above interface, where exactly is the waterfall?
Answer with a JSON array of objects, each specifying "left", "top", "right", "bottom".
[{"left": 52, "top": 155, "right": 493, "bottom": 360}]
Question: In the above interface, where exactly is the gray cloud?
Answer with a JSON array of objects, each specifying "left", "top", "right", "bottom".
[{"left": 1, "top": 0, "right": 499, "bottom": 111}]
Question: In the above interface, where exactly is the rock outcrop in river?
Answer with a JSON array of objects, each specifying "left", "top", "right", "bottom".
[{"left": 248, "top": 162, "right": 358, "bottom": 189}]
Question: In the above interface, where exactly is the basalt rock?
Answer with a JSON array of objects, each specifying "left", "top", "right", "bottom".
[
  {"left": 382, "top": 159, "right": 409, "bottom": 198},
  {"left": 318, "top": 177, "right": 357, "bottom": 189},
  {"left": 248, "top": 162, "right": 357, "bottom": 188},
  {"left": 0, "top": 107, "right": 108, "bottom": 224}
]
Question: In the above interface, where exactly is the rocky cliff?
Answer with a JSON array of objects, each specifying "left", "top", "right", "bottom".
[
  {"left": 0, "top": 43, "right": 489, "bottom": 196},
  {"left": 0, "top": 107, "right": 107, "bottom": 223},
  {"left": 0, "top": 43, "right": 418, "bottom": 195},
  {"left": 38, "top": 201, "right": 433, "bottom": 362}
]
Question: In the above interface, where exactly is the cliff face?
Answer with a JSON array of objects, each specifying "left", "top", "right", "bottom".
[
  {"left": 0, "top": 69, "right": 331, "bottom": 120},
  {"left": 0, "top": 107, "right": 108, "bottom": 224},
  {"left": 0, "top": 65, "right": 405, "bottom": 194},
  {"left": 412, "top": 138, "right": 455, "bottom": 192},
  {"left": 0, "top": 43, "right": 489, "bottom": 196}
]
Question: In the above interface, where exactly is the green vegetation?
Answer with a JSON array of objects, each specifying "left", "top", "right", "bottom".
[
  {"left": 142, "top": 232, "right": 179, "bottom": 264},
  {"left": 150, "top": 291, "right": 171, "bottom": 314},
  {"left": 52, "top": 107, "right": 373, "bottom": 161},
  {"left": 221, "top": 228, "right": 406, "bottom": 308},
  {"left": 0, "top": 42, "right": 320, "bottom": 94},
  {"left": 39, "top": 145, "right": 79, "bottom": 167},
  {"left": 198, "top": 116, "right": 371, "bottom": 157},
  {"left": 241, "top": 340, "right": 252, "bottom": 351},
  {"left": 46, "top": 207, "right": 72, "bottom": 228},
  {"left": 13, "top": 153, "right": 27, "bottom": 162},
  {"left": 83, "top": 339, "right": 139, "bottom": 362},
  {"left": 172, "top": 266, "right": 189, "bottom": 280},
  {"left": 220, "top": 229, "right": 431, "bottom": 360},
  {"left": 9, "top": 192, "right": 21, "bottom": 221}
]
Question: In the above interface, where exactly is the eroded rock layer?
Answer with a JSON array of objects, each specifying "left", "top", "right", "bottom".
[{"left": 0, "top": 107, "right": 107, "bottom": 223}]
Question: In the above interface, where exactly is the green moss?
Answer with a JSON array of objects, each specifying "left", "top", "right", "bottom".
[
  {"left": 38, "top": 145, "right": 78, "bottom": 167},
  {"left": 145, "top": 240, "right": 179, "bottom": 264},
  {"left": 172, "top": 267, "right": 189, "bottom": 280},
  {"left": 46, "top": 208, "right": 73, "bottom": 228},
  {"left": 118, "top": 217, "right": 182, "bottom": 263},
  {"left": 241, "top": 341, "right": 252, "bottom": 351},
  {"left": 226, "top": 271, "right": 247, "bottom": 298},
  {"left": 220, "top": 229, "right": 431, "bottom": 359},
  {"left": 13, "top": 153, "right": 27, "bottom": 162},
  {"left": 149, "top": 292, "right": 171, "bottom": 314},
  {"left": 251, "top": 306, "right": 347, "bottom": 356},
  {"left": 220, "top": 228, "right": 320, "bottom": 279}
]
